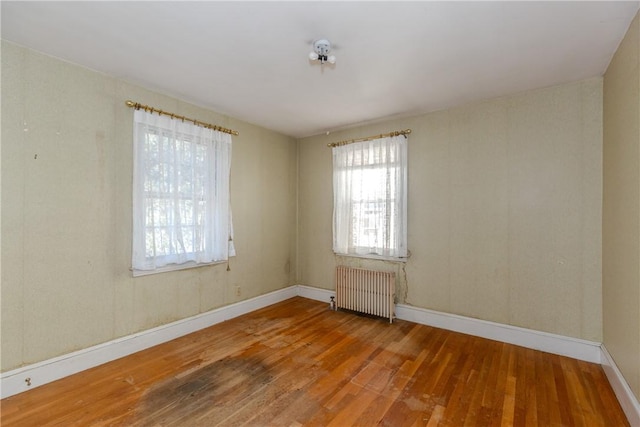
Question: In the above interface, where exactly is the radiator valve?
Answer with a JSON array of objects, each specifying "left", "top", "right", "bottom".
[{"left": 330, "top": 296, "right": 336, "bottom": 311}]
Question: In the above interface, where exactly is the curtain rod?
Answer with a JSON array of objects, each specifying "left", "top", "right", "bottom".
[
  {"left": 125, "top": 100, "right": 239, "bottom": 136},
  {"left": 327, "top": 129, "right": 411, "bottom": 148}
]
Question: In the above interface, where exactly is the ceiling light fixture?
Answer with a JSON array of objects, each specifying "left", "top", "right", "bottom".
[{"left": 309, "top": 39, "right": 336, "bottom": 65}]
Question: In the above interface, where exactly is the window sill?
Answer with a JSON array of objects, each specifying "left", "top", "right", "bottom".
[
  {"left": 334, "top": 252, "right": 408, "bottom": 263},
  {"left": 131, "top": 260, "right": 227, "bottom": 277}
]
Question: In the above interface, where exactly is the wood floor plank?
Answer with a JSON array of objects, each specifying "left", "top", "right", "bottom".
[{"left": 0, "top": 297, "right": 630, "bottom": 426}]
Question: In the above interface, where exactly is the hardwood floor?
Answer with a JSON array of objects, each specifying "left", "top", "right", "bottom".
[{"left": 0, "top": 297, "right": 629, "bottom": 426}]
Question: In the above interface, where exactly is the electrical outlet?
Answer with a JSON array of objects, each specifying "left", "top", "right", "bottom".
[{"left": 235, "top": 286, "right": 241, "bottom": 297}]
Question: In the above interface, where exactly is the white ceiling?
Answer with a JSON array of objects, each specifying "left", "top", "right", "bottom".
[{"left": 2, "top": 1, "right": 639, "bottom": 138}]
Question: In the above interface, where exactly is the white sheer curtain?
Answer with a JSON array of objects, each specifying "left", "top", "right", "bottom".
[
  {"left": 332, "top": 135, "right": 408, "bottom": 260},
  {"left": 132, "top": 109, "right": 234, "bottom": 274}
]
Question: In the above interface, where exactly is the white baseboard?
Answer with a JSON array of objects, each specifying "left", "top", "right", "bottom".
[
  {"left": 395, "top": 304, "right": 602, "bottom": 363},
  {"left": 601, "top": 345, "right": 640, "bottom": 425},
  {"left": 296, "top": 284, "right": 334, "bottom": 303},
  {"left": 0, "top": 286, "right": 297, "bottom": 399},
  {"left": 295, "top": 285, "right": 601, "bottom": 363},
  {"left": 0, "top": 283, "right": 623, "bottom": 407}
]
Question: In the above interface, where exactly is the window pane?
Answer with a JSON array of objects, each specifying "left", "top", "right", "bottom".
[
  {"left": 132, "top": 109, "right": 233, "bottom": 273},
  {"left": 332, "top": 136, "right": 407, "bottom": 259}
]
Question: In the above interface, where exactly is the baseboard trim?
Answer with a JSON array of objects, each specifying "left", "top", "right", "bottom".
[
  {"left": 294, "top": 285, "right": 601, "bottom": 363},
  {"left": 0, "top": 286, "right": 297, "bottom": 399},
  {"left": 296, "top": 284, "right": 334, "bottom": 303},
  {"left": 600, "top": 345, "right": 640, "bottom": 425},
  {"left": 395, "top": 304, "right": 602, "bottom": 363},
  {"left": 0, "top": 284, "right": 615, "bottom": 401}
]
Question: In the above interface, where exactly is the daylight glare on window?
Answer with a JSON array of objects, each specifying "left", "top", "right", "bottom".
[
  {"left": 132, "top": 109, "right": 233, "bottom": 275},
  {"left": 143, "top": 132, "right": 209, "bottom": 259},
  {"left": 332, "top": 135, "right": 407, "bottom": 260}
]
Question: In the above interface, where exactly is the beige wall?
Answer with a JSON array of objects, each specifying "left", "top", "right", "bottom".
[
  {"left": 1, "top": 42, "right": 298, "bottom": 372},
  {"left": 2, "top": 28, "right": 629, "bottom": 382},
  {"left": 603, "top": 11, "right": 640, "bottom": 401},
  {"left": 298, "top": 79, "right": 603, "bottom": 342}
]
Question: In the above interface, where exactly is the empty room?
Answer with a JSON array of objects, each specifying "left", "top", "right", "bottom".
[{"left": 2, "top": 1, "right": 640, "bottom": 426}]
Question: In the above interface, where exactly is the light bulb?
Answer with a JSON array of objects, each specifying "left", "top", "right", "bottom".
[
  {"left": 327, "top": 55, "right": 336, "bottom": 64},
  {"left": 309, "top": 52, "right": 319, "bottom": 61}
]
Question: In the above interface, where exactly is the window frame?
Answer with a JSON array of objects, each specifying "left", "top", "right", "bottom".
[
  {"left": 131, "top": 109, "right": 233, "bottom": 276},
  {"left": 332, "top": 135, "right": 408, "bottom": 261}
]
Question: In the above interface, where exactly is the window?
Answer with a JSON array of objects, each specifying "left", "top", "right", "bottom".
[
  {"left": 332, "top": 135, "right": 408, "bottom": 260},
  {"left": 132, "top": 109, "right": 234, "bottom": 275}
]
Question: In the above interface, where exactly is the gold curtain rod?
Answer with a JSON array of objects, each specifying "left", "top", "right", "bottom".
[
  {"left": 125, "top": 100, "right": 239, "bottom": 136},
  {"left": 327, "top": 129, "right": 411, "bottom": 148}
]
